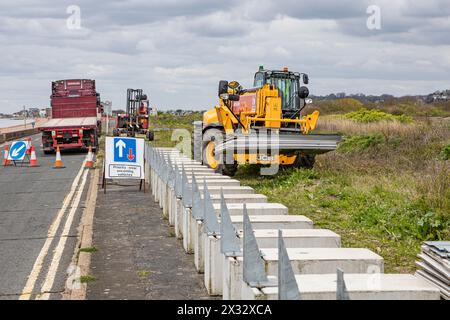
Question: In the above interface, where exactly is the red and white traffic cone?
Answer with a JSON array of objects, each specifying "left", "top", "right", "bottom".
[
  {"left": 25, "top": 137, "right": 32, "bottom": 155},
  {"left": 29, "top": 145, "right": 39, "bottom": 167},
  {"left": 53, "top": 146, "right": 64, "bottom": 169},
  {"left": 85, "top": 146, "right": 94, "bottom": 168},
  {"left": 3, "top": 146, "right": 12, "bottom": 166}
]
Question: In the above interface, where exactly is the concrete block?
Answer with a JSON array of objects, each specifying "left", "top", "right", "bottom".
[
  {"left": 182, "top": 208, "right": 194, "bottom": 253},
  {"left": 168, "top": 188, "right": 176, "bottom": 226},
  {"left": 174, "top": 199, "right": 184, "bottom": 239},
  {"left": 166, "top": 159, "right": 201, "bottom": 165},
  {"left": 193, "top": 220, "right": 205, "bottom": 273},
  {"left": 186, "top": 174, "right": 232, "bottom": 179},
  {"left": 230, "top": 215, "right": 313, "bottom": 229},
  {"left": 207, "top": 229, "right": 340, "bottom": 297},
  {"left": 214, "top": 203, "right": 288, "bottom": 215},
  {"left": 223, "top": 256, "right": 242, "bottom": 300},
  {"left": 186, "top": 179, "right": 240, "bottom": 187},
  {"left": 263, "top": 248, "right": 384, "bottom": 275},
  {"left": 203, "top": 194, "right": 267, "bottom": 204},
  {"left": 198, "top": 186, "right": 254, "bottom": 195},
  {"left": 177, "top": 168, "right": 215, "bottom": 174},
  {"left": 242, "top": 274, "right": 441, "bottom": 300},
  {"left": 252, "top": 229, "right": 341, "bottom": 248},
  {"left": 162, "top": 184, "right": 170, "bottom": 218},
  {"left": 188, "top": 214, "right": 199, "bottom": 257},
  {"left": 169, "top": 164, "right": 213, "bottom": 170},
  {"left": 204, "top": 235, "right": 222, "bottom": 296},
  {"left": 225, "top": 248, "right": 384, "bottom": 300}
]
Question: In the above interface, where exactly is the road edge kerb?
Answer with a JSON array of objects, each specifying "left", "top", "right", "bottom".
[{"left": 65, "top": 167, "right": 100, "bottom": 300}]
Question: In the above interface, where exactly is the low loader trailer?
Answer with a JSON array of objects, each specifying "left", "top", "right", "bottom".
[
  {"left": 40, "top": 117, "right": 98, "bottom": 154},
  {"left": 40, "top": 79, "right": 102, "bottom": 153}
]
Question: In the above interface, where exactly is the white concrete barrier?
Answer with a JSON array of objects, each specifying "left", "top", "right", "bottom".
[
  {"left": 162, "top": 173, "right": 222, "bottom": 218},
  {"left": 169, "top": 180, "right": 242, "bottom": 226},
  {"left": 180, "top": 194, "right": 268, "bottom": 254},
  {"left": 241, "top": 274, "right": 441, "bottom": 300},
  {"left": 205, "top": 229, "right": 341, "bottom": 296},
  {"left": 214, "top": 203, "right": 288, "bottom": 215},
  {"left": 224, "top": 248, "right": 384, "bottom": 300},
  {"left": 149, "top": 146, "right": 435, "bottom": 302},
  {"left": 172, "top": 181, "right": 243, "bottom": 237},
  {"left": 205, "top": 194, "right": 268, "bottom": 204},
  {"left": 230, "top": 215, "right": 312, "bottom": 229},
  {"left": 199, "top": 186, "right": 255, "bottom": 195},
  {"left": 186, "top": 179, "right": 240, "bottom": 186}
]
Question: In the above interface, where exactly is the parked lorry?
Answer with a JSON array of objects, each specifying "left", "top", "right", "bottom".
[{"left": 40, "top": 79, "right": 102, "bottom": 153}]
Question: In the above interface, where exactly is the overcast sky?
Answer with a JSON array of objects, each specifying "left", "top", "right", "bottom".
[{"left": 0, "top": 0, "right": 449, "bottom": 113}]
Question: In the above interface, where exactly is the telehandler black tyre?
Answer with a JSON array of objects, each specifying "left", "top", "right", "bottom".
[
  {"left": 294, "top": 154, "right": 316, "bottom": 169},
  {"left": 146, "top": 130, "right": 154, "bottom": 141},
  {"left": 202, "top": 128, "right": 238, "bottom": 176}
]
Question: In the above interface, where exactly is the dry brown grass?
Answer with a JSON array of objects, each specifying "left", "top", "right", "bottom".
[
  {"left": 415, "top": 161, "right": 450, "bottom": 213},
  {"left": 315, "top": 116, "right": 450, "bottom": 225},
  {"left": 317, "top": 116, "right": 417, "bottom": 136},
  {"left": 317, "top": 117, "right": 449, "bottom": 169}
]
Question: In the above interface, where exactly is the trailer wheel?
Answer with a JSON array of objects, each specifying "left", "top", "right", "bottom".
[
  {"left": 146, "top": 130, "right": 154, "bottom": 141},
  {"left": 294, "top": 154, "right": 316, "bottom": 169},
  {"left": 202, "top": 128, "right": 238, "bottom": 176}
]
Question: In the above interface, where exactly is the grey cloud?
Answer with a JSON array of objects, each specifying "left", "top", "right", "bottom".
[{"left": 0, "top": 0, "right": 449, "bottom": 113}]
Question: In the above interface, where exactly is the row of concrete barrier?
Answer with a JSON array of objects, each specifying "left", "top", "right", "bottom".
[
  {"left": 0, "top": 128, "right": 40, "bottom": 144},
  {"left": 145, "top": 145, "right": 441, "bottom": 300}
]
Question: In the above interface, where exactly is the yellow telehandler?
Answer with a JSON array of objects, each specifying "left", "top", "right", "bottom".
[{"left": 202, "top": 66, "right": 341, "bottom": 175}]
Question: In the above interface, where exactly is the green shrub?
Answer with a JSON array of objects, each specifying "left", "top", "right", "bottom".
[
  {"left": 415, "top": 211, "right": 449, "bottom": 240},
  {"left": 344, "top": 108, "right": 412, "bottom": 123},
  {"left": 441, "top": 145, "right": 450, "bottom": 160},
  {"left": 338, "top": 134, "right": 385, "bottom": 153}
]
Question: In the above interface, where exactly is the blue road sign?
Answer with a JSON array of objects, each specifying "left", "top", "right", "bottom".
[
  {"left": 9, "top": 141, "right": 27, "bottom": 161},
  {"left": 113, "top": 138, "right": 136, "bottom": 163}
]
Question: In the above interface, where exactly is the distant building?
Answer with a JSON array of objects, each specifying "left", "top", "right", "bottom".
[
  {"left": 28, "top": 108, "right": 40, "bottom": 117},
  {"left": 149, "top": 106, "right": 158, "bottom": 116},
  {"left": 426, "top": 90, "right": 450, "bottom": 103}
]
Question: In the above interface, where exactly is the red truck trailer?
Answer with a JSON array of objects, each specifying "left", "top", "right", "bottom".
[{"left": 40, "top": 79, "right": 102, "bottom": 153}]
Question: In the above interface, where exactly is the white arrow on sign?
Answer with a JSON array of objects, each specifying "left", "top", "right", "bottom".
[
  {"left": 11, "top": 144, "right": 26, "bottom": 158},
  {"left": 115, "top": 139, "right": 126, "bottom": 158}
]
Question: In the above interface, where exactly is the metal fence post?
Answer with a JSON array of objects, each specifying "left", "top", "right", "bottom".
[
  {"left": 220, "top": 190, "right": 241, "bottom": 256},
  {"left": 278, "top": 230, "right": 300, "bottom": 300},
  {"left": 181, "top": 167, "right": 192, "bottom": 208},
  {"left": 192, "top": 175, "right": 202, "bottom": 220},
  {"left": 336, "top": 268, "right": 350, "bottom": 300},
  {"left": 243, "top": 204, "right": 270, "bottom": 287},
  {"left": 203, "top": 183, "right": 220, "bottom": 235}
]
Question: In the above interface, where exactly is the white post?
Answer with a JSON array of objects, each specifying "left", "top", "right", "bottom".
[
  {"left": 23, "top": 105, "right": 27, "bottom": 128},
  {"left": 106, "top": 113, "right": 109, "bottom": 135}
]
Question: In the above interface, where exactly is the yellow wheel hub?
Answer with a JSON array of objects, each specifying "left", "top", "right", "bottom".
[{"left": 205, "top": 141, "right": 219, "bottom": 169}]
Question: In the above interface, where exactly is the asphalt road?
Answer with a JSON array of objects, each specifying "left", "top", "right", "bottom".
[{"left": 0, "top": 134, "right": 90, "bottom": 299}]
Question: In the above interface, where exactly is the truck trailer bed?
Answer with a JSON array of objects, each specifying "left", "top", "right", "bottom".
[{"left": 40, "top": 117, "right": 98, "bottom": 129}]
